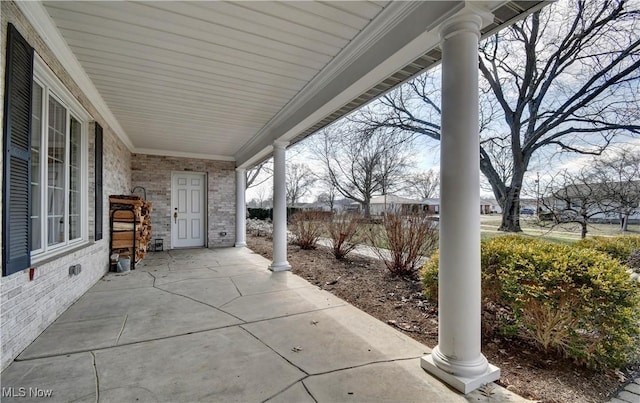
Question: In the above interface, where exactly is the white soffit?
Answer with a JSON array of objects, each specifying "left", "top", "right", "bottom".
[
  {"left": 34, "top": 0, "right": 398, "bottom": 160},
  {"left": 23, "top": 1, "right": 543, "bottom": 165}
]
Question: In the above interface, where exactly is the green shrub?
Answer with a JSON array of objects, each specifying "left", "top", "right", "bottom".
[
  {"left": 421, "top": 254, "right": 439, "bottom": 301},
  {"left": 627, "top": 249, "right": 640, "bottom": 272},
  {"left": 248, "top": 208, "right": 272, "bottom": 221},
  {"left": 574, "top": 235, "right": 640, "bottom": 262},
  {"left": 421, "top": 235, "right": 640, "bottom": 369}
]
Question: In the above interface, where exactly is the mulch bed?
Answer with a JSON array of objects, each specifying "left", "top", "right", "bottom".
[{"left": 247, "top": 234, "right": 637, "bottom": 403}]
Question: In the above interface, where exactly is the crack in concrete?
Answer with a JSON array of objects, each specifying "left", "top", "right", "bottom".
[
  {"left": 13, "top": 323, "right": 246, "bottom": 361},
  {"left": 147, "top": 275, "right": 230, "bottom": 288},
  {"left": 261, "top": 380, "right": 313, "bottom": 403},
  {"left": 226, "top": 304, "right": 344, "bottom": 326},
  {"left": 14, "top": 249, "right": 420, "bottom": 403},
  {"left": 13, "top": 305, "right": 344, "bottom": 362},
  {"left": 90, "top": 351, "right": 100, "bottom": 403},
  {"left": 229, "top": 277, "right": 243, "bottom": 297},
  {"left": 301, "top": 380, "right": 319, "bottom": 403},
  {"left": 240, "top": 328, "right": 310, "bottom": 402},
  {"left": 218, "top": 295, "right": 241, "bottom": 308},
  {"left": 115, "top": 314, "right": 128, "bottom": 345},
  {"left": 151, "top": 282, "right": 246, "bottom": 323},
  {"left": 308, "top": 355, "right": 422, "bottom": 377},
  {"left": 261, "top": 356, "right": 423, "bottom": 403},
  {"left": 147, "top": 269, "right": 244, "bottom": 320},
  {"left": 227, "top": 284, "right": 321, "bottom": 298},
  {"left": 239, "top": 326, "right": 309, "bottom": 376},
  {"left": 146, "top": 271, "right": 157, "bottom": 287}
]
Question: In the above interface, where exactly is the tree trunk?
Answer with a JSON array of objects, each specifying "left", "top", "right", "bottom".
[
  {"left": 363, "top": 203, "right": 371, "bottom": 218},
  {"left": 621, "top": 214, "right": 629, "bottom": 231},
  {"left": 498, "top": 189, "right": 523, "bottom": 232},
  {"left": 497, "top": 166, "right": 527, "bottom": 232},
  {"left": 580, "top": 222, "right": 588, "bottom": 239},
  {"left": 499, "top": 201, "right": 522, "bottom": 232}
]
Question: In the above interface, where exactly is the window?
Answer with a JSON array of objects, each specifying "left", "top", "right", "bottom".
[
  {"left": 29, "top": 59, "right": 88, "bottom": 259},
  {"left": 3, "top": 25, "right": 90, "bottom": 275}
]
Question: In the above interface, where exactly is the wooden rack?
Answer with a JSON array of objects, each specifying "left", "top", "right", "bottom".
[
  {"left": 109, "top": 195, "right": 152, "bottom": 270},
  {"left": 110, "top": 207, "right": 137, "bottom": 270}
]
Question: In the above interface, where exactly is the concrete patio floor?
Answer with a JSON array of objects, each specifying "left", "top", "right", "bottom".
[{"left": 1, "top": 247, "right": 528, "bottom": 402}]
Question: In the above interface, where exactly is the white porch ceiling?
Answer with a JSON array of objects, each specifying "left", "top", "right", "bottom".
[{"left": 24, "top": 1, "right": 543, "bottom": 166}]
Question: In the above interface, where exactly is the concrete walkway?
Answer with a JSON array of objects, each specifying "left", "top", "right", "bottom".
[
  {"left": 1, "top": 248, "right": 527, "bottom": 402},
  {"left": 609, "top": 377, "right": 640, "bottom": 403}
]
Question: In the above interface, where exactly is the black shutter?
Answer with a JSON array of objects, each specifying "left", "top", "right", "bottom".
[
  {"left": 95, "top": 123, "right": 103, "bottom": 241},
  {"left": 3, "top": 24, "right": 34, "bottom": 276}
]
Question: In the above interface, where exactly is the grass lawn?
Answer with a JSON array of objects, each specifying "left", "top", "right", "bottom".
[
  {"left": 310, "top": 214, "right": 638, "bottom": 247},
  {"left": 479, "top": 230, "right": 578, "bottom": 245},
  {"left": 480, "top": 215, "right": 639, "bottom": 243}
]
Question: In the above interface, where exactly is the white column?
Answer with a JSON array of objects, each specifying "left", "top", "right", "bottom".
[
  {"left": 421, "top": 6, "right": 499, "bottom": 394},
  {"left": 235, "top": 168, "right": 247, "bottom": 247},
  {"left": 270, "top": 141, "right": 291, "bottom": 271}
]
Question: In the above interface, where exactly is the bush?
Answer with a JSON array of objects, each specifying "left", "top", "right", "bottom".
[
  {"left": 286, "top": 207, "right": 303, "bottom": 220},
  {"left": 421, "top": 235, "right": 640, "bottom": 369},
  {"left": 289, "top": 211, "right": 326, "bottom": 250},
  {"left": 246, "top": 218, "right": 272, "bottom": 238},
  {"left": 248, "top": 208, "right": 272, "bottom": 221},
  {"left": 421, "top": 254, "right": 439, "bottom": 301},
  {"left": 355, "top": 217, "right": 383, "bottom": 225},
  {"left": 574, "top": 235, "right": 640, "bottom": 262},
  {"left": 327, "top": 214, "right": 361, "bottom": 259},
  {"left": 627, "top": 249, "right": 640, "bottom": 272},
  {"left": 372, "top": 213, "right": 438, "bottom": 277},
  {"left": 626, "top": 250, "right": 640, "bottom": 283}
]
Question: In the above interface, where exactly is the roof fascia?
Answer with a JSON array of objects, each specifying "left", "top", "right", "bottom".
[{"left": 235, "top": 1, "right": 465, "bottom": 167}]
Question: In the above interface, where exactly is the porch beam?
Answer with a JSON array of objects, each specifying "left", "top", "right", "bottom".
[
  {"left": 421, "top": 4, "right": 500, "bottom": 394},
  {"left": 270, "top": 141, "right": 291, "bottom": 271},
  {"left": 235, "top": 168, "right": 247, "bottom": 248}
]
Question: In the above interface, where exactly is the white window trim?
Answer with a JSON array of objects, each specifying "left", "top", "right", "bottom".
[{"left": 31, "top": 55, "right": 90, "bottom": 263}]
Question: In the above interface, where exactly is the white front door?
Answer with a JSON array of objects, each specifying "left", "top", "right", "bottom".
[{"left": 171, "top": 172, "right": 205, "bottom": 248}]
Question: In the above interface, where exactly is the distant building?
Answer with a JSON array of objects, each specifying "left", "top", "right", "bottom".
[
  {"left": 480, "top": 198, "right": 501, "bottom": 214},
  {"left": 368, "top": 195, "right": 500, "bottom": 216},
  {"left": 369, "top": 195, "right": 427, "bottom": 215},
  {"left": 545, "top": 181, "right": 640, "bottom": 224},
  {"left": 423, "top": 198, "right": 440, "bottom": 214}
]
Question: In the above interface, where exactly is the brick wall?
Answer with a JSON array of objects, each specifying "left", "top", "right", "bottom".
[
  {"left": 0, "top": 1, "right": 132, "bottom": 371},
  {"left": 131, "top": 154, "right": 236, "bottom": 249}
]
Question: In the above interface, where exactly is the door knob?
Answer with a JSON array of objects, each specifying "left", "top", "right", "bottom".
[{"left": 173, "top": 211, "right": 178, "bottom": 223}]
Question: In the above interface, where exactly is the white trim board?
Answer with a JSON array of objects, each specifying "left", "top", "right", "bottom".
[{"left": 16, "top": 1, "right": 134, "bottom": 151}]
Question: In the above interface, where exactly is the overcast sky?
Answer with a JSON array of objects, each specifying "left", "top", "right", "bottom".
[{"left": 246, "top": 135, "right": 640, "bottom": 204}]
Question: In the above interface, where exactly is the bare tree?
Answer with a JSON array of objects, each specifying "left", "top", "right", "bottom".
[
  {"left": 406, "top": 169, "right": 439, "bottom": 200},
  {"left": 311, "top": 125, "right": 414, "bottom": 217},
  {"left": 353, "top": 0, "right": 640, "bottom": 232},
  {"left": 246, "top": 160, "right": 272, "bottom": 190},
  {"left": 316, "top": 192, "right": 336, "bottom": 212},
  {"left": 286, "top": 163, "right": 317, "bottom": 206},
  {"left": 252, "top": 186, "right": 271, "bottom": 208},
  {"left": 591, "top": 149, "right": 640, "bottom": 230},
  {"left": 539, "top": 149, "right": 640, "bottom": 236},
  {"left": 539, "top": 169, "right": 610, "bottom": 238},
  {"left": 314, "top": 175, "right": 338, "bottom": 211}
]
